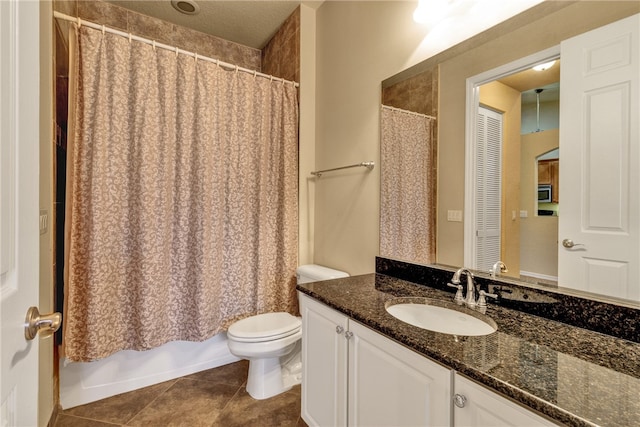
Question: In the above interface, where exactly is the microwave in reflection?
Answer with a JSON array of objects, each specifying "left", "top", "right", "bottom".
[{"left": 538, "top": 185, "right": 552, "bottom": 203}]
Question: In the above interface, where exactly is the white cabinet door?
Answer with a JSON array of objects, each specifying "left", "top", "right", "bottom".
[
  {"left": 558, "top": 13, "right": 640, "bottom": 301},
  {"left": 299, "top": 293, "right": 349, "bottom": 427},
  {"left": 453, "top": 374, "right": 557, "bottom": 427},
  {"left": 348, "top": 320, "right": 451, "bottom": 427}
]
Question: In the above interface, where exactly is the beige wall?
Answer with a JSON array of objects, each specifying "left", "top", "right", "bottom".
[
  {"left": 520, "top": 130, "right": 559, "bottom": 277},
  {"left": 299, "top": 3, "right": 318, "bottom": 265},
  {"left": 314, "top": 1, "right": 432, "bottom": 275},
  {"left": 479, "top": 81, "right": 521, "bottom": 277},
  {"left": 39, "top": 2, "right": 55, "bottom": 426}
]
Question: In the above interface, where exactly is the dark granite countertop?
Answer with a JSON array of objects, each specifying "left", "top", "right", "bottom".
[{"left": 297, "top": 273, "right": 640, "bottom": 427}]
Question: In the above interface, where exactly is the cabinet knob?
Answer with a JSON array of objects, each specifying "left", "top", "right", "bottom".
[
  {"left": 344, "top": 331, "right": 354, "bottom": 340},
  {"left": 453, "top": 393, "right": 467, "bottom": 408},
  {"left": 336, "top": 325, "right": 344, "bottom": 334}
]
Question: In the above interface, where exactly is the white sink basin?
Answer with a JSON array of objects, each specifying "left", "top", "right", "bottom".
[{"left": 385, "top": 298, "right": 497, "bottom": 336}]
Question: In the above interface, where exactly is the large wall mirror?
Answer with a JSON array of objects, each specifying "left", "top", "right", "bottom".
[{"left": 380, "top": 2, "right": 640, "bottom": 305}]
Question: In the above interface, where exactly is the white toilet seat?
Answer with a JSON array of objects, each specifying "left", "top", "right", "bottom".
[{"left": 227, "top": 312, "right": 301, "bottom": 343}]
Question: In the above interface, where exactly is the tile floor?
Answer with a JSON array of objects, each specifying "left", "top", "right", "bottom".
[{"left": 54, "top": 360, "right": 308, "bottom": 427}]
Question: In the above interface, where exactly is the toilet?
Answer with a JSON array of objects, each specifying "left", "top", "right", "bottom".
[{"left": 227, "top": 264, "right": 349, "bottom": 400}]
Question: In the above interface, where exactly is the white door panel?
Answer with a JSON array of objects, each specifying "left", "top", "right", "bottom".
[
  {"left": 348, "top": 321, "right": 451, "bottom": 427},
  {"left": 299, "top": 294, "right": 348, "bottom": 427},
  {"left": 475, "top": 107, "right": 503, "bottom": 272},
  {"left": 559, "top": 13, "right": 640, "bottom": 301},
  {"left": 454, "top": 374, "right": 556, "bottom": 426},
  {"left": 1, "top": 0, "right": 41, "bottom": 425}
]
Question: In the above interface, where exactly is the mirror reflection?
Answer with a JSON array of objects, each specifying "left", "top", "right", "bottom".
[
  {"left": 379, "top": 5, "right": 640, "bottom": 305},
  {"left": 537, "top": 148, "right": 559, "bottom": 212},
  {"left": 474, "top": 65, "right": 560, "bottom": 282}
]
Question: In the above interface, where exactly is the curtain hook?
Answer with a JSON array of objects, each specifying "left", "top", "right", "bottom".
[
  {"left": 77, "top": 16, "right": 81, "bottom": 28},
  {"left": 270, "top": 75, "right": 273, "bottom": 82},
  {"left": 253, "top": 70, "right": 257, "bottom": 79},
  {"left": 194, "top": 53, "right": 198, "bottom": 62},
  {"left": 101, "top": 25, "right": 105, "bottom": 35},
  {"left": 152, "top": 40, "right": 156, "bottom": 50},
  {"left": 235, "top": 65, "right": 239, "bottom": 74},
  {"left": 128, "top": 32, "right": 132, "bottom": 44}
]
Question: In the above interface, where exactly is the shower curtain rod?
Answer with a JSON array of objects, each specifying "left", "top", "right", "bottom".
[
  {"left": 53, "top": 11, "right": 300, "bottom": 88},
  {"left": 382, "top": 104, "right": 435, "bottom": 120}
]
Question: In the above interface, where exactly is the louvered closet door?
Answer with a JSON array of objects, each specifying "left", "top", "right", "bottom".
[{"left": 475, "top": 107, "right": 503, "bottom": 271}]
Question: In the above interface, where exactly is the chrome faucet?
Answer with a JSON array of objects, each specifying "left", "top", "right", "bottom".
[
  {"left": 451, "top": 268, "right": 477, "bottom": 307},
  {"left": 490, "top": 261, "right": 508, "bottom": 279}
]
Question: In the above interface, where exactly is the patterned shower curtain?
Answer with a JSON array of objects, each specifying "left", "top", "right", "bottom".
[
  {"left": 63, "top": 26, "right": 299, "bottom": 362},
  {"left": 380, "top": 105, "right": 436, "bottom": 265}
]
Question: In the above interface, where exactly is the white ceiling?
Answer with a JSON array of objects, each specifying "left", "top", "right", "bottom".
[{"left": 106, "top": 0, "right": 303, "bottom": 49}]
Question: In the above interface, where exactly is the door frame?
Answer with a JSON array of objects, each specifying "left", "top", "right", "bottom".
[{"left": 463, "top": 45, "right": 560, "bottom": 269}]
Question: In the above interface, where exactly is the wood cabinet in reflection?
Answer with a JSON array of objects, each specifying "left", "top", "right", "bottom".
[{"left": 538, "top": 159, "right": 559, "bottom": 203}]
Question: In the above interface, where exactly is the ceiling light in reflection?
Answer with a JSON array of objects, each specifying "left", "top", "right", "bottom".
[{"left": 533, "top": 60, "right": 557, "bottom": 71}]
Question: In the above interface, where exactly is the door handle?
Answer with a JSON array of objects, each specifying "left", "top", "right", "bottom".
[
  {"left": 24, "top": 306, "right": 61, "bottom": 340},
  {"left": 562, "top": 238, "right": 584, "bottom": 249}
]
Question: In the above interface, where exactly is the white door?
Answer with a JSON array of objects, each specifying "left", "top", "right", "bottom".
[
  {"left": 1, "top": 1, "right": 42, "bottom": 426},
  {"left": 559, "top": 14, "right": 640, "bottom": 301},
  {"left": 474, "top": 107, "right": 503, "bottom": 272},
  {"left": 348, "top": 321, "right": 451, "bottom": 427}
]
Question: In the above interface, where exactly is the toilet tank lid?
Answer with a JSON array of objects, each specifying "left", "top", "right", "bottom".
[{"left": 296, "top": 264, "right": 349, "bottom": 280}]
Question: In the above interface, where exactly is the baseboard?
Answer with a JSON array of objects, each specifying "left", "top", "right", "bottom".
[{"left": 519, "top": 270, "right": 558, "bottom": 282}]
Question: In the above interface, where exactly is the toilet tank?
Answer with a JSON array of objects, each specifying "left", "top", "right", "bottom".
[{"left": 296, "top": 264, "right": 349, "bottom": 284}]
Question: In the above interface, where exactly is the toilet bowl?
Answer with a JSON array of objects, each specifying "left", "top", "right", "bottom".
[
  {"left": 226, "top": 265, "right": 349, "bottom": 400},
  {"left": 227, "top": 312, "right": 302, "bottom": 400}
]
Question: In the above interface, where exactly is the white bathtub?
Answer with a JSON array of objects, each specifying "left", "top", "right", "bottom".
[{"left": 59, "top": 332, "right": 238, "bottom": 409}]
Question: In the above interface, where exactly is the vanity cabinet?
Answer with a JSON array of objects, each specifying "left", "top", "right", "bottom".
[
  {"left": 453, "top": 374, "right": 557, "bottom": 426},
  {"left": 300, "top": 292, "right": 559, "bottom": 427},
  {"left": 299, "top": 293, "right": 451, "bottom": 427}
]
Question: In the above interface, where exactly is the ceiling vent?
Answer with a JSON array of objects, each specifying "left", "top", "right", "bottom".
[{"left": 171, "top": 0, "right": 200, "bottom": 15}]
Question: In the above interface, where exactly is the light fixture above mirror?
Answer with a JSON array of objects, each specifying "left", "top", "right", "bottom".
[{"left": 413, "top": 0, "right": 452, "bottom": 25}]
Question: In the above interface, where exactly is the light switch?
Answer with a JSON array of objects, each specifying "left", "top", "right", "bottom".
[
  {"left": 520, "top": 210, "right": 528, "bottom": 218},
  {"left": 447, "top": 210, "right": 463, "bottom": 222}
]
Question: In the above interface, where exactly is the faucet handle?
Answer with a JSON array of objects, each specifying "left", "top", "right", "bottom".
[
  {"left": 477, "top": 290, "right": 498, "bottom": 308},
  {"left": 447, "top": 282, "right": 465, "bottom": 303}
]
